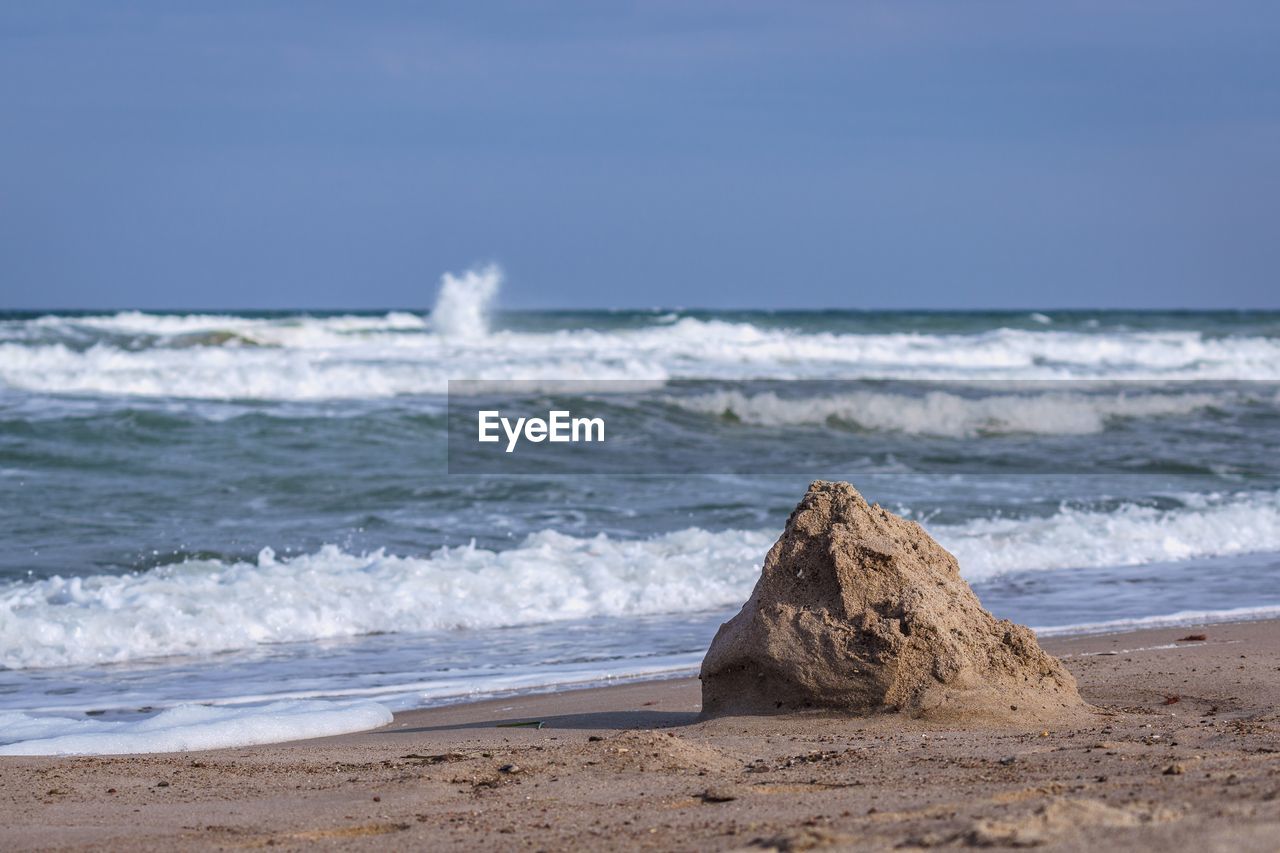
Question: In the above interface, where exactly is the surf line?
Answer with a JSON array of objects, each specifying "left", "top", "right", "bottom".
[{"left": 478, "top": 410, "right": 605, "bottom": 453}]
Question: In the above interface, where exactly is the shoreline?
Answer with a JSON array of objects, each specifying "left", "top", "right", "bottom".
[
  {"left": 3, "top": 618, "right": 1279, "bottom": 850},
  {"left": 367, "top": 608, "right": 1280, "bottom": 722},
  {"left": 13, "top": 607, "right": 1280, "bottom": 753}
]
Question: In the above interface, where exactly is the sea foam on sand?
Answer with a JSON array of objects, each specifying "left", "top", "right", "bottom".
[{"left": 0, "top": 699, "right": 393, "bottom": 756}]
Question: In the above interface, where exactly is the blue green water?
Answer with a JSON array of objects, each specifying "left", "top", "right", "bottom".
[{"left": 2, "top": 306, "right": 1279, "bottom": 739}]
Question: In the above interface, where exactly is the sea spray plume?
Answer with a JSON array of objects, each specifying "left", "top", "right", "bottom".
[{"left": 431, "top": 263, "right": 502, "bottom": 338}]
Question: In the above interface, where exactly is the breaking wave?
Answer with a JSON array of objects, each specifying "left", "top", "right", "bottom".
[
  {"left": 4, "top": 490, "right": 1278, "bottom": 669},
  {"left": 2, "top": 309, "right": 1280, "bottom": 400},
  {"left": 937, "top": 490, "right": 1280, "bottom": 582},
  {"left": 672, "top": 388, "right": 1230, "bottom": 437}
]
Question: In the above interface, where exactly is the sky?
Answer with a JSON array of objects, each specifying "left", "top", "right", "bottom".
[{"left": 1, "top": 1, "right": 1278, "bottom": 310}]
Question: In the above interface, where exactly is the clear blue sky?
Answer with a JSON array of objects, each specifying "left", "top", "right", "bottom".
[{"left": 2, "top": 1, "right": 1278, "bottom": 310}]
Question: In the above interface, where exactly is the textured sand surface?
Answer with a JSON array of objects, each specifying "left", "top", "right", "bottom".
[
  {"left": 702, "top": 482, "right": 1082, "bottom": 721},
  {"left": 2, "top": 620, "right": 1279, "bottom": 851}
]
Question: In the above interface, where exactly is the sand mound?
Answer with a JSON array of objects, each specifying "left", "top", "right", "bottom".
[
  {"left": 587, "top": 731, "right": 737, "bottom": 774},
  {"left": 700, "top": 481, "right": 1084, "bottom": 722}
]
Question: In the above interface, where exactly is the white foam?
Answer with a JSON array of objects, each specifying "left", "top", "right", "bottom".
[
  {"left": 3, "top": 491, "right": 1279, "bottom": 670},
  {"left": 0, "top": 700, "right": 393, "bottom": 756},
  {"left": 934, "top": 490, "right": 1280, "bottom": 581},
  {"left": 0, "top": 528, "right": 774, "bottom": 669},
  {"left": 4, "top": 312, "right": 1280, "bottom": 400},
  {"left": 1034, "top": 605, "right": 1280, "bottom": 637},
  {"left": 430, "top": 264, "right": 501, "bottom": 339},
  {"left": 672, "top": 388, "right": 1225, "bottom": 437}
]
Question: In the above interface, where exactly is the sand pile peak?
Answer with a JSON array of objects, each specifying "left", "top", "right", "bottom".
[{"left": 700, "top": 481, "right": 1083, "bottom": 722}]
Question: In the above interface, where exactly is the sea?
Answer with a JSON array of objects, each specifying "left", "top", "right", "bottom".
[{"left": 2, "top": 273, "right": 1279, "bottom": 753}]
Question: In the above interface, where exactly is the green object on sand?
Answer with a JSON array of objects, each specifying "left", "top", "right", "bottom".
[{"left": 496, "top": 720, "right": 544, "bottom": 729}]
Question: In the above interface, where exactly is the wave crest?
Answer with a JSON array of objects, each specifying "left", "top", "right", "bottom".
[
  {"left": 672, "top": 388, "right": 1226, "bottom": 437},
  {"left": 4, "top": 311, "right": 1280, "bottom": 400},
  {"left": 4, "top": 491, "right": 1279, "bottom": 669}
]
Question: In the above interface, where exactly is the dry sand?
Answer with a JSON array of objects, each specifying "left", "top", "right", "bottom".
[{"left": 2, "top": 619, "right": 1279, "bottom": 851}]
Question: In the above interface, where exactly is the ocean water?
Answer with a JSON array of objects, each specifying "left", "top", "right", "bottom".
[{"left": 3, "top": 281, "right": 1279, "bottom": 752}]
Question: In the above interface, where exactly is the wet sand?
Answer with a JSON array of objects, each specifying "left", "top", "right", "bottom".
[{"left": 3, "top": 619, "right": 1278, "bottom": 851}]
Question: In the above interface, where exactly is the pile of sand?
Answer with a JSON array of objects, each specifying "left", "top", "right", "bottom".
[
  {"left": 586, "top": 731, "right": 738, "bottom": 774},
  {"left": 700, "top": 481, "right": 1084, "bottom": 722}
]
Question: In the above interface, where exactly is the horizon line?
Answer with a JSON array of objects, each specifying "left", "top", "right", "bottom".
[{"left": 3, "top": 306, "right": 1278, "bottom": 315}]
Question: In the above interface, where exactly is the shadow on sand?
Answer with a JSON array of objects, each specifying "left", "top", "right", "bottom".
[{"left": 382, "top": 709, "right": 700, "bottom": 735}]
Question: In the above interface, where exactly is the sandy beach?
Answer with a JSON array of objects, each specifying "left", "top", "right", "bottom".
[
  {"left": 2, "top": 619, "right": 1277, "bottom": 851},
  {"left": 7, "top": 1, "right": 1280, "bottom": 848}
]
